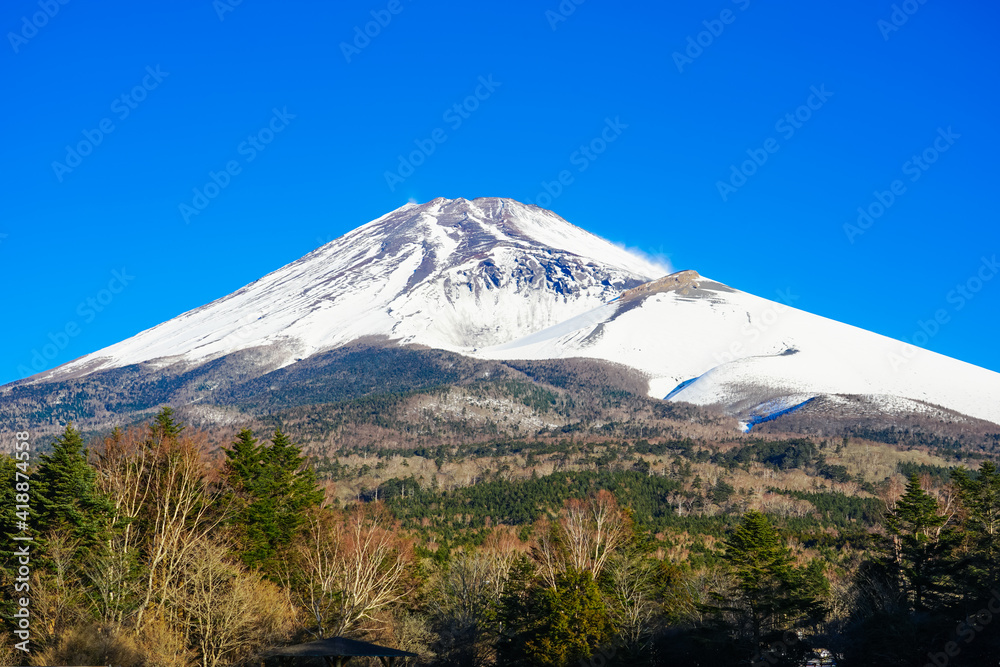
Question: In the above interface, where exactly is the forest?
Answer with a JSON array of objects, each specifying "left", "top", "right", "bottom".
[{"left": 2, "top": 408, "right": 999, "bottom": 667}]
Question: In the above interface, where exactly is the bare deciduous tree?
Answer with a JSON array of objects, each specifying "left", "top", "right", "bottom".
[
  {"left": 535, "top": 490, "right": 632, "bottom": 588},
  {"left": 31, "top": 531, "right": 83, "bottom": 646},
  {"left": 430, "top": 532, "right": 523, "bottom": 666},
  {"left": 607, "top": 555, "right": 657, "bottom": 651},
  {"left": 166, "top": 537, "right": 295, "bottom": 667},
  {"left": 294, "top": 502, "right": 412, "bottom": 638},
  {"left": 94, "top": 427, "right": 153, "bottom": 562},
  {"left": 80, "top": 532, "right": 141, "bottom": 626},
  {"left": 134, "top": 430, "right": 230, "bottom": 629}
]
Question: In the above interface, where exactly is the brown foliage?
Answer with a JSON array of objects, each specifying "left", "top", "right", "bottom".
[
  {"left": 293, "top": 502, "right": 414, "bottom": 639},
  {"left": 29, "top": 623, "right": 143, "bottom": 667},
  {"left": 165, "top": 537, "right": 295, "bottom": 667}
]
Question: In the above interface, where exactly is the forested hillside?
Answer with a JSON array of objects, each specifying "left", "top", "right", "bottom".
[
  {"left": 2, "top": 407, "right": 999, "bottom": 666},
  {"left": 6, "top": 346, "right": 997, "bottom": 464}
]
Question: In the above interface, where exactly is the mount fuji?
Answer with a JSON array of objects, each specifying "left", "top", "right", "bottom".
[{"left": 10, "top": 197, "right": 1000, "bottom": 430}]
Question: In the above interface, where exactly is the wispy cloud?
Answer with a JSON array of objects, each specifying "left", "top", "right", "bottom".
[{"left": 617, "top": 243, "right": 674, "bottom": 275}]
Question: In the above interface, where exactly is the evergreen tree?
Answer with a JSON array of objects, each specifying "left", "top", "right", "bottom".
[
  {"left": 521, "top": 568, "right": 614, "bottom": 667},
  {"left": 0, "top": 456, "right": 22, "bottom": 628},
  {"left": 885, "top": 475, "right": 955, "bottom": 611},
  {"left": 225, "top": 428, "right": 262, "bottom": 491},
  {"left": 842, "top": 477, "right": 961, "bottom": 666},
  {"left": 223, "top": 428, "right": 323, "bottom": 573},
  {"left": 0, "top": 454, "right": 20, "bottom": 549},
  {"left": 151, "top": 406, "right": 184, "bottom": 441},
  {"left": 495, "top": 554, "right": 537, "bottom": 667},
  {"left": 33, "top": 423, "right": 112, "bottom": 549},
  {"left": 721, "top": 510, "right": 827, "bottom": 655},
  {"left": 952, "top": 461, "right": 1000, "bottom": 589},
  {"left": 263, "top": 429, "right": 324, "bottom": 542}
]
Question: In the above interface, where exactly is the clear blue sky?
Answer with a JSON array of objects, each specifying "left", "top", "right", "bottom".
[{"left": 3, "top": 0, "right": 998, "bottom": 385}]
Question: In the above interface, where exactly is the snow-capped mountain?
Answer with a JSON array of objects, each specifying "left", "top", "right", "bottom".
[
  {"left": 21, "top": 196, "right": 1000, "bottom": 428},
  {"left": 37, "top": 197, "right": 665, "bottom": 381}
]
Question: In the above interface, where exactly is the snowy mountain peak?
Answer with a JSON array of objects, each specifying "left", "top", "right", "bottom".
[
  {"left": 337, "top": 197, "right": 666, "bottom": 275},
  {"left": 38, "top": 198, "right": 668, "bottom": 382}
]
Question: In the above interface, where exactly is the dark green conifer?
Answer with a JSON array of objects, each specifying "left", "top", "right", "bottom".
[
  {"left": 722, "top": 510, "right": 827, "bottom": 653},
  {"left": 885, "top": 475, "right": 954, "bottom": 611},
  {"left": 222, "top": 427, "right": 323, "bottom": 573},
  {"left": 952, "top": 461, "right": 1000, "bottom": 589},
  {"left": 33, "top": 423, "right": 112, "bottom": 548},
  {"left": 151, "top": 406, "right": 184, "bottom": 440}
]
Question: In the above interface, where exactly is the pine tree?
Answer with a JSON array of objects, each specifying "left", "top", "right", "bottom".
[
  {"left": 0, "top": 456, "right": 22, "bottom": 626},
  {"left": 33, "top": 423, "right": 112, "bottom": 549},
  {"left": 263, "top": 429, "right": 324, "bottom": 543},
  {"left": 951, "top": 461, "right": 1000, "bottom": 589},
  {"left": 843, "top": 476, "right": 961, "bottom": 664},
  {"left": 151, "top": 406, "right": 184, "bottom": 441},
  {"left": 521, "top": 568, "right": 614, "bottom": 667},
  {"left": 722, "top": 510, "right": 827, "bottom": 654},
  {"left": 0, "top": 455, "right": 20, "bottom": 546},
  {"left": 223, "top": 428, "right": 322, "bottom": 573},
  {"left": 885, "top": 475, "right": 954, "bottom": 611},
  {"left": 225, "top": 428, "right": 262, "bottom": 491}
]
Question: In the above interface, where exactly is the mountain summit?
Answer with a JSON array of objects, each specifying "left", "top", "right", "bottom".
[{"left": 39, "top": 197, "right": 666, "bottom": 382}]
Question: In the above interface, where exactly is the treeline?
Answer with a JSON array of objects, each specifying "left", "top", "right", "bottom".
[
  {"left": 379, "top": 469, "right": 684, "bottom": 536},
  {"left": 845, "top": 425, "right": 993, "bottom": 461},
  {"left": 2, "top": 411, "right": 1000, "bottom": 666}
]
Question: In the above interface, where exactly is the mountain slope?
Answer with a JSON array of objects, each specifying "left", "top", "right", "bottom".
[
  {"left": 480, "top": 270, "right": 1000, "bottom": 426},
  {"left": 35, "top": 198, "right": 665, "bottom": 383}
]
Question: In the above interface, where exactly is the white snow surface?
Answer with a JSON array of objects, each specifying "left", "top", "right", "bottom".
[
  {"left": 479, "top": 277, "right": 1000, "bottom": 425},
  {"left": 30, "top": 196, "right": 1000, "bottom": 426}
]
